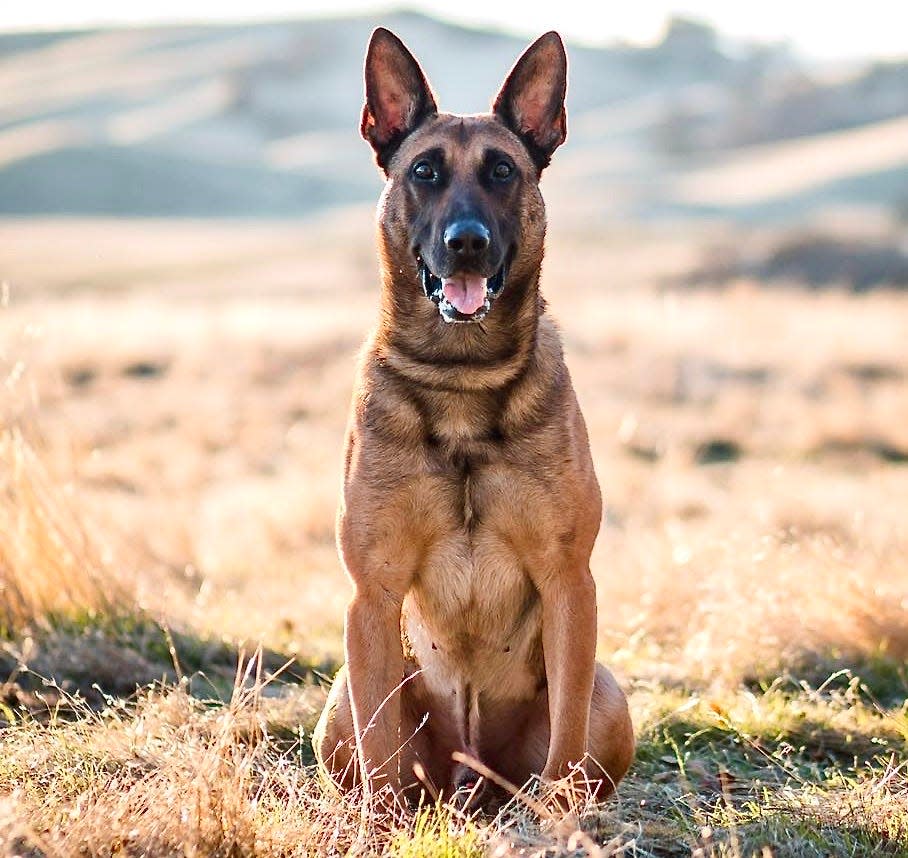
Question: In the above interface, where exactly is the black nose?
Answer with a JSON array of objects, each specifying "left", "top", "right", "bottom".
[{"left": 444, "top": 220, "right": 490, "bottom": 255}]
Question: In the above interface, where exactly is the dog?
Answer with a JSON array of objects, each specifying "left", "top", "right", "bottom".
[{"left": 313, "top": 27, "right": 634, "bottom": 808}]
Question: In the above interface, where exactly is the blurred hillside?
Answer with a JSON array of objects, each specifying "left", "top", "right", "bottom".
[{"left": 0, "top": 10, "right": 906, "bottom": 221}]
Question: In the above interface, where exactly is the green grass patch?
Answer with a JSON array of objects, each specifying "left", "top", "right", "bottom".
[{"left": 390, "top": 805, "right": 486, "bottom": 858}]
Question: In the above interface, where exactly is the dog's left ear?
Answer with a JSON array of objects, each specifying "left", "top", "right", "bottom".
[
  {"left": 361, "top": 27, "right": 438, "bottom": 172},
  {"left": 492, "top": 31, "right": 567, "bottom": 172}
]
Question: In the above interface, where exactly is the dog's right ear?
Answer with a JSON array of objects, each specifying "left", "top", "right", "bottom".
[{"left": 361, "top": 28, "right": 437, "bottom": 172}]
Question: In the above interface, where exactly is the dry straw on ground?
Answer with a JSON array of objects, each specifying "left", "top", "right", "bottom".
[{"left": 0, "top": 216, "right": 906, "bottom": 855}]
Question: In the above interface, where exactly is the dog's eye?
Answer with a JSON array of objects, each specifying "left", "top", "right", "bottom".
[
  {"left": 492, "top": 160, "right": 514, "bottom": 181},
  {"left": 412, "top": 160, "right": 437, "bottom": 182}
]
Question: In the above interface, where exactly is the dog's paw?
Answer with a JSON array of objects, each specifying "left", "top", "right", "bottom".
[{"left": 538, "top": 765, "right": 599, "bottom": 818}]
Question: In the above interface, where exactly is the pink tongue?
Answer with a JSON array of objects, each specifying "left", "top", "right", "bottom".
[{"left": 442, "top": 275, "right": 488, "bottom": 315}]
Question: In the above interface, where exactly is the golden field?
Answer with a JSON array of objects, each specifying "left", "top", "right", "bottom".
[{"left": 0, "top": 207, "right": 907, "bottom": 856}]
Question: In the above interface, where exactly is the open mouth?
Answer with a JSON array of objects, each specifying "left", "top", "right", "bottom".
[{"left": 417, "top": 257, "right": 508, "bottom": 324}]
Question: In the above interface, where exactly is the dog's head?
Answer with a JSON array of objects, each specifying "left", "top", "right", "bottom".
[{"left": 361, "top": 28, "right": 567, "bottom": 324}]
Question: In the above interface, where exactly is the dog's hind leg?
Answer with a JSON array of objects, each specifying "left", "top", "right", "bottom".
[
  {"left": 484, "top": 663, "right": 634, "bottom": 800},
  {"left": 585, "top": 663, "right": 635, "bottom": 797},
  {"left": 313, "top": 662, "right": 455, "bottom": 803},
  {"left": 312, "top": 664, "right": 359, "bottom": 791}
]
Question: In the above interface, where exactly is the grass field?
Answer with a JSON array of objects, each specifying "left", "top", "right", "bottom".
[{"left": 1, "top": 210, "right": 906, "bottom": 856}]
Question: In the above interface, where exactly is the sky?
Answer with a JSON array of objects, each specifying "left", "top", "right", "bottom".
[{"left": 0, "top": 0, "right": 905, "bottom": 62}]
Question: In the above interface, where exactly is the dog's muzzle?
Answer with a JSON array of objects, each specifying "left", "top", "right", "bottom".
[{"left": 417, "top": 258, "right": 508, "bottom": 324}]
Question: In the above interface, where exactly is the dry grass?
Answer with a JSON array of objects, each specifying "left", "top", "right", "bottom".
[
  {"left": 0, "top": 212, "right": 906, "bottom": 855},
  {"left": 0, "top": 428, "right": 127, "bottom": 637}
]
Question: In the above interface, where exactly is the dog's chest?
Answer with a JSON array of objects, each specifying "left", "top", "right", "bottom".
[
  {"left": 421, "top": 389, "right": 502, "bottom": 459},
  {"left": 402, "top": 456, "right": 555, "bottom": 696},
  {"left": 412, "top": 522, "right": 536, "bottom": 634}
]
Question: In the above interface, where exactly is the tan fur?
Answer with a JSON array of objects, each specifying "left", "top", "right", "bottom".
[{"left": 313, "top": 30, "right": 634, "bottom": 807}]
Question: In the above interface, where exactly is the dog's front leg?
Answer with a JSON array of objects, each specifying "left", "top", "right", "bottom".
[
  {"left": 345, "top": 579, "right": 407, "bottom": 801},
  {"left": 537, "top": 567, "right": 597, "bottom": 782}
]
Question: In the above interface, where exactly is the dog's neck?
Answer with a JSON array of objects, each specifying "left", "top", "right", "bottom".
[{"left": 374, "top": 260, "right": 544, "bottom": 394}]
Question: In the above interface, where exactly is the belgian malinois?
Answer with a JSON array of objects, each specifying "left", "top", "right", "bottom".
[{"left": 313, "top": 27, "right": 634, "bottom": 808}]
